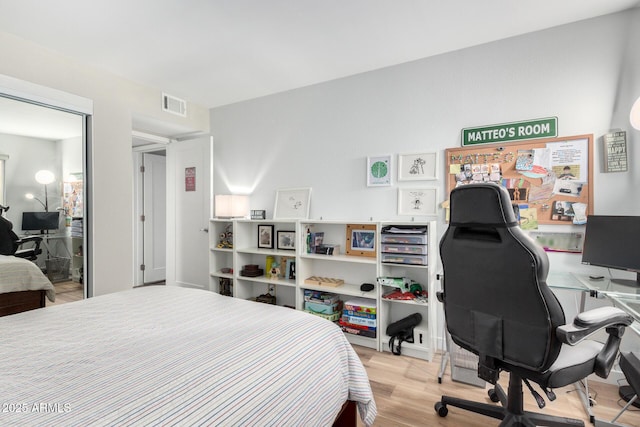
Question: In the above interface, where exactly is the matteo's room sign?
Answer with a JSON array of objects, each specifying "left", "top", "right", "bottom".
[{"left": 462, "top": 117, "right": 557, "bottom": 146}]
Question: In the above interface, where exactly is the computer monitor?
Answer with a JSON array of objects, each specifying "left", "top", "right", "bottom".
[
  {"left": 581, "top": 215, "right": 640, "bottom": 287},
  {"left": 21, "top": 211, "right": 60, "bottom": 231}
]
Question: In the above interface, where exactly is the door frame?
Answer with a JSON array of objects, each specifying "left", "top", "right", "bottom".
[
  {"left": 132, "top": 133, "right": 171, "bottom": 287},
  {"left": 0, "top": 74, "right": 93, "bottom": 298}
]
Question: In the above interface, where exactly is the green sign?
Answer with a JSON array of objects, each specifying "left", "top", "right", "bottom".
[{"left": 462, "top": 117, "right": 557, "bottom": 146}]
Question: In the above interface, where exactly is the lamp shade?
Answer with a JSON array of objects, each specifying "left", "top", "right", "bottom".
[
  {"left": 631, "top": 96, "right": 640, "bottom": 131},
  {"left": 215, "top": 194, "right": 249, "bottom": 218},
  {"left": 35, "top": 170, "right": 55, "bottom": 185}
]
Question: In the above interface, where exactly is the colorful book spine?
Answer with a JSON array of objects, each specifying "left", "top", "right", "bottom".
[
  {"left": 342, "top": 309, "right": 376, "bottom": 319},
  {"left": 341, "top": 315, "right": 376, "bottom": 328}
]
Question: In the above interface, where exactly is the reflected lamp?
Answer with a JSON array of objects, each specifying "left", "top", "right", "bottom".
[{"left": 215, "top": 194, "right": 249, "bottom": 218}]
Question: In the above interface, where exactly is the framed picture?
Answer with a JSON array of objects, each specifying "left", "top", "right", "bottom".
[
  {"left": 257, "top": 224, "right": 274, "bottom": 249},
  {"left": 367, "top": 155, "right": 392, "bottom": 186},
  {"left": 273, "top": 187, "right": 311, "bottom": 219},
  {"left": 277, "top": 230, "right": 296, "bottom": 250},
  {"left": 398, "top": 152, "right": 437, "bottom": 181},
  {"left": 345, "top": 224, "right": 376, "bottom": 258},
  {"left": 398, "top": 188, "right": 438, "bottom": 216}
]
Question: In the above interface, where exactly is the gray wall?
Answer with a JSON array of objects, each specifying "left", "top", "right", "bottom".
[{"left": 211, "top": 10, "right": 639, "bottom": 277}]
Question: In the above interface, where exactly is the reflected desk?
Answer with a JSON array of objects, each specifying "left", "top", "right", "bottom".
[{"left": 547, "top": 272, "right": 640, "bottom": 424}]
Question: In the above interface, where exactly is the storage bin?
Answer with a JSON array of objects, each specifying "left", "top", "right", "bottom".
[
  {"left": 381, "top": 243, "right": 427, "bottom": 255},
  {"left": 381, "top": 253, "right": 427, "bottom": 265},
  {"left": 381, "top": 234, "right": 427, "bottom": 245}
]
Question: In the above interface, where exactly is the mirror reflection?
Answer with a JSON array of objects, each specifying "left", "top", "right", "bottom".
[{"left": 0, "top": 96, "right": 85, "bottom": 297}]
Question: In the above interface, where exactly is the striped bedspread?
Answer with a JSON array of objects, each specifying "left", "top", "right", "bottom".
[
  {"left": 0, "top": 255, "right": 55, "bottom": 302},
  {"left": 0, "top": 286, "right": 376, "bottom": 426}
]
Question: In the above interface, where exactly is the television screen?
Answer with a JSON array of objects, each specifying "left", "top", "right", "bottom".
[
  {"left": 581, "top": 215, "right": 640, "bottom": 286},
  {"left": 21, "top": 211, "right": 60, "bottom": 231}
]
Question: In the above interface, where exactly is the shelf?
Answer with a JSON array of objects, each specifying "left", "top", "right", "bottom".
[
  {"left": 236, "top": 275, "right": 296, "bottom": 288},
  {"left": 209, "top": 218, "right": 437, "bottom": 361}
]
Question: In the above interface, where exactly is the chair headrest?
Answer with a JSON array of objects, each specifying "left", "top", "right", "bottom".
[{"left": 450, "top": 183, "right": 517, "bottom": 226}]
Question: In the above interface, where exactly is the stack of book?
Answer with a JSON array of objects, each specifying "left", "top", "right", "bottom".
[
  {"left": 71, "top": 218, "right": 83, "bottom": 238},
  {"left": 339, "top": 298, "right": 377, "bottom": 338},
  {"left": 303, "top": 290, "right": 342, "bottom": 322}
]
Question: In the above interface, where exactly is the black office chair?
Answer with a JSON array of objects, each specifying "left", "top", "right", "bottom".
[
  {"left": 435, "top": 183, "right": 633, "bottom": 427},
  {"left": 0, "top": 205, "right": 43, "bottom": 261},
  {"left": 611, "top": 351, "right": 640, "bottom": 424}
]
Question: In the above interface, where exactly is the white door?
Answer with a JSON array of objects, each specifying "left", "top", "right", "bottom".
[
  {"left": 142, "top": 152, "right": 166, "bottom": 284},
  {"left": 166, "top": 135, "right": 212, "bottom": 289}
]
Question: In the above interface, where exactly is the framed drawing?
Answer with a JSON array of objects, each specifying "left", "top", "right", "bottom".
[
  {"left": 273, "top": 187, "right": 311, "bottom": 219},
  {"left": 367, "top": 155, "right": 392, "bottom": 186},
  {"left": 277, "top": 230, "right": 296, "bottom": 251},
  {"left": 258, "top": 224, "right": 274, "bottom": 249},
  {"left": 345, "top": 224, "right": 376, "bottom": 258},
  {"left": 398, "top": 188, "right": 438, "bottom": 216},
  {"left": 398, "top": 152, "right": 437, "bottom": 181}
]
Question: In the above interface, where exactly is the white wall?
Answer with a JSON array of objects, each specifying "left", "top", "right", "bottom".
[
  {"left": 0, "top": 32, "right": 210, "bottom": 295},
  {"left": 211, "top": 9, "right": 639, "bottom": 275},
  {"left": 0, "top": 133, "right": 60, "bottom": 223}
]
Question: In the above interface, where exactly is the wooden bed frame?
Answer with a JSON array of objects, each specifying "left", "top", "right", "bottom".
[
  {"left": 0, "top": 290, "right": 46, "bottom": 317},
  {"left": 333, "top": 400, "right": 357, "bottom": 427}
]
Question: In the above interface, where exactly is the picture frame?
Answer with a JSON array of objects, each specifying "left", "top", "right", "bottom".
[
  {"left": 273, "top": 187, "right": 311, "bottom": 219},
  {"left": 345, "top": 224, "right": 377, "bottom": 258},
  {"left": 398, "top": 188, "right": 438, "bottom": 216},
  {"left": 367, "top": 155, "right": 392, "bottom": 186},
  {"left": 276, "top": 230, "right": 296, "bottom": 251},
  {"left": 257, "top": 224, "right": 274, "bottom": 249},
  {"left": 398, "top": 152, "right": 437, "bottom": 181}
]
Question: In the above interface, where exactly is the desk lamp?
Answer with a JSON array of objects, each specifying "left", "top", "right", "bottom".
[{"left": 215, "top": 194, "right": 249, "bottom": 218}]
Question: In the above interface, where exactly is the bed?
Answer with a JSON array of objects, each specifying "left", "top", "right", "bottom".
[
  {"left": 0, "top": 255, "right": 55, "bottom": 316},
  {"left": 0, "top": 285, "right": 377, "bottom": 426}
]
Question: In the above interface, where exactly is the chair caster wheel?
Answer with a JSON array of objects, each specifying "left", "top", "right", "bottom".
[
  {"left": 434, "top": 401, "right": 448, "bottom": 417},
  {"left": 488, "top": 388, "right": 500, "bottom": 403},
  {"left": 438, "top": 377, "right": 442, "bottom": 384}
]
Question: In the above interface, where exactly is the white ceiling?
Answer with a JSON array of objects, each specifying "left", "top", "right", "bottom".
[{"left": 0, "top": 0, "right": 638, "bottom": 140}]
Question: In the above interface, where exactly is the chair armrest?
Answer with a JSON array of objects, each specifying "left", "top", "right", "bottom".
[
  {"left": 17, "top": 235, "right": 43, "bottom": 245},
  {"left": 556, "top": 306, "right": 632, "bottom": 345},
  {"left": 557, "top": 306, "right": 633, "bottom": 378}
]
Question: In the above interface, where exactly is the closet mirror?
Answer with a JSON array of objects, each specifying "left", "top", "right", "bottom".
[{"left": 0, "top": 95, "right": 87, "bottom": 297}]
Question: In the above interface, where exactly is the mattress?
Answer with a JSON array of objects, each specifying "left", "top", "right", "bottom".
[
  {"left": 0, "top": 286, "right": 376, "bottom": 426},
  {"left": 0, "top": 255, "right": 55, "bottom": 302}
]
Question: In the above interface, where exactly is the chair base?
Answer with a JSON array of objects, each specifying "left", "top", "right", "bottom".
[{"left": 434, "top": 374, "right": 585, "bottom": 427}]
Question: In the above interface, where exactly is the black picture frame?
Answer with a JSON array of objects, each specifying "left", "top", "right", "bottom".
[
  {"left": 258, "top": 224, "right": 274, "bottom": 249},
  {"left": 277, "top": 230, "right": 296, "bottom": 250}
]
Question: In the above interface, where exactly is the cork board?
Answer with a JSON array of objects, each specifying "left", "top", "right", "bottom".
[{"left": 445, "top": 134, "right": 593, "bottom": 226}]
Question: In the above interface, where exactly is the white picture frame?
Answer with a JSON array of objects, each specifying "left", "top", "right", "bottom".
[
  {"left": 273, "top": 187, "right": 311, "bottom": 219},
  {"left": 398, "top": 152, "right": 438, "bottom": 181},
  {"left": 367, "top": 155, "right": 392, "bottom": 187},
  {"left": 398, "top": 188, "right": 438, "bottom": 216}
]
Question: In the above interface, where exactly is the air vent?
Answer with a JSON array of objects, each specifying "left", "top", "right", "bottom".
[{"left": 162, "top": 92, "right": 187, "bottom": 117}]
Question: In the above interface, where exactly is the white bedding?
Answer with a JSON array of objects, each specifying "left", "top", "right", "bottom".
[
  {"left": 0, "top": 286, "right": 376, "bottom": 426},
  {"left": 0, "top": 255, "right": 55, "bottom": 302}
]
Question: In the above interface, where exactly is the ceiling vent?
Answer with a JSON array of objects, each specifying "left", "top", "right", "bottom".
[{"left": 162, "top": 92, "right": 187, "bottom": 117}]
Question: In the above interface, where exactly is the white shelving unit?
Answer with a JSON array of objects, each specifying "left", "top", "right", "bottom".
[
  {"left": 208, "top": 218, "right": 437, "bottom": 360},
  {"left": 378, "top": 221, "right": 437, "bottom": 361}
]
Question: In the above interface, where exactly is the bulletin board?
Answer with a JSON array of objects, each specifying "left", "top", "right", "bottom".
[{"left": 445, "top": 134, "right": 593, "bottom": 226}]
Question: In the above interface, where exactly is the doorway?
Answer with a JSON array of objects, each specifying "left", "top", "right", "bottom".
[{"left": 133, "top": 134, "right": 168, "bottom": 286}]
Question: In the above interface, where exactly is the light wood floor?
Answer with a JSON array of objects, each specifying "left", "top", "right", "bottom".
[
  {"left": 354, "top": 345, "right": 640, "bottom": 426},
  {"left": 45, "top": 287, "right": 638, "bottom": 426},
  {"left": 47, "top": 280, "right": 84, "bottom": 306}
]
